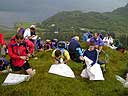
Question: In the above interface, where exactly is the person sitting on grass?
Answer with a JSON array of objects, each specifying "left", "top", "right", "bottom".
[
  {"left": 68, "top": 36, "right": 84, "bottom": 63},
  {"left": 8, "top": 33, "right": 35, "bottom": 77},
  {"left": 0, "top": 57, "right": 12, "bottom": 74},
  {"left": 52, "top": 49, "right": 70, "bottom": 64},
  {"left": 81, "top": 41, "right": 104, "bottom": 80},
  {"left": 89, "top": 32, "right": 104, "bottom": 52}
]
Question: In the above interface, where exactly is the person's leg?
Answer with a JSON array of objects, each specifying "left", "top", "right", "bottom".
[
  {"left": 12, "top": 66, "right": 22, "bottom": 74},
  {"left": 26, "top": 68, "right": 36, "bottom": 77},
  {"left": 23, "top": 62, "right": 35, "bottom": 77}
]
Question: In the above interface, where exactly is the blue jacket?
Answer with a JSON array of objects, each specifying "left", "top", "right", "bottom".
[
  {"left": 0, "top": 58, "right": 9, "bottom": 71},
  {"left": 83, "top": 49, "right": 98, "bottom": 66},
  {"left": 90, "top": 37, "right": 104, "bottom": 46},
  {"left": 69, "top": 38, "right": 83, "bottom": 56}
]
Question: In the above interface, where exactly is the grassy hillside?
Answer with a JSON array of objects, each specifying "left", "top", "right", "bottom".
[
  {"left": 39, "top": 3, "right": 128, "bottom": 33},
  {"left": 0, "top": 43, "right": 128, "bottom": 96}
]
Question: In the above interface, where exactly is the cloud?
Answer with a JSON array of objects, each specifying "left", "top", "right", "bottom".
[
  {"left": 0, "top": 0, "right": 127, "bottom": 26},
  {"left": 0, "top": 0, "right": 127, "bottom": 12}
]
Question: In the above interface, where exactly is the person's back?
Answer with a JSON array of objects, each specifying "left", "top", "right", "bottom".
[
  {"left": 44, "top": 40, "right": 52, "bottom": 50},
  {"left": 69, "top": 36, "right": 84, "bottom": 63},
  {"left": 69, "top": 38, "right": 80, "bottom": 52}
]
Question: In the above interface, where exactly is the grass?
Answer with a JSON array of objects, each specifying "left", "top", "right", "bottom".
[{"left": 0, "top": 44, "right": 128, "bottom": 96}]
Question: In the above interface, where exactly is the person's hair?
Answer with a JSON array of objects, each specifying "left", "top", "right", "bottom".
[
  {"left": 15, "top": 33, "right": 24, "bottom": 40},
  {"left": 30, "top": 27, "right": 35, "bottom": 31},
  {"left": 0, "top": 60, "right": 3, "bottom": 65},
  {"left": 95, "top": 32, "right": 99, "bottom": 36},
  {"left": 55, "top": 50, "right": 61, "bottom": 57},
  {"left": 89, "top": 41, "right": 95, "bottom": 46}
]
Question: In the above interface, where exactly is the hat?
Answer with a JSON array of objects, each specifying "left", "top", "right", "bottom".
[
  {"left": 74, "top": 36, "right": 79, "bottom": 41},
  {"left": 46, "top": 39, "right": 51, "bottom": 42},
  {"left": 30, "top": 25, "right": 36, "bottom": 29}
]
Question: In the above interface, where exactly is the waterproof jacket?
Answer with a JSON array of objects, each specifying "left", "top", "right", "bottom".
[
  {"left": 69, "top": 38, "right": 81, "bottom": 52},
  {"left": 90, "top": 37, "right": 104, "bottom": 46},
  {"left": 83, "top": 49, "right": 98, "bottom": 66},
  {"left": 0, "top": 33, "right": 6, "bottom": 45},
  {"left": 8, "top": 36, "right": 34, "bottom": 67}
]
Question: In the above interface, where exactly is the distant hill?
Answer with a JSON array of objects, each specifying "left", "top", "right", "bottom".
[{"left": 40, "top": 3, "right": 128, "bottom": 33}]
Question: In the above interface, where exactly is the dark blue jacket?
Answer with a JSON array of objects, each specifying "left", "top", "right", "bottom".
[
  {"left": 83, "top": 49, "right": 98, "bottom": 66},
  {"left": 0, "top": 58, "right": 9, "bottom": 71},
  {"left": 69, "top": 38, "right": 81, "bottom": 52}
]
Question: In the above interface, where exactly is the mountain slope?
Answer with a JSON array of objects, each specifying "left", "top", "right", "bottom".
[{"left": 40, "top": 3, "right": 128, "bottom": 33}]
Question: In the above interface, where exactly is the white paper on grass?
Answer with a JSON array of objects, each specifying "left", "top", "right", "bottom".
[
  {"left": 81, "top": 63, "right": 104, "bottom": 80},
  {"left": 115, "top": 75, "right": 126, "bottom": 84},
  {"left": 2, "top": 73, "right": 30, "bottom": 86},
  {"left": 48, "top": 64, "right": 75, "bottom": 78},
  {"left": 115, "top": 75, "right": 128, "bottom": 88},
  {"left": 81, "top": 56, "right": 104, "bottom": 80}
]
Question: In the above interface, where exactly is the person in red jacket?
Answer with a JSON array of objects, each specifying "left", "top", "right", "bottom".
[
  {"left": 8, "top": 33, "right": 35, "bottom": 77},
  {"left": 0, "top": 33, "right": 6, "bottom": 56}
]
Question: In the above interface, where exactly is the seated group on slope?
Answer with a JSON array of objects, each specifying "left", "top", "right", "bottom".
[
  {"left": 0, "top": 27, "right": 127, "bottom": 81},
  {"left": 83, "top": 31, "right": 126, "bottom": 53},
  {"left": 51, "top": 34, "right": 105, "bottom": 80}
]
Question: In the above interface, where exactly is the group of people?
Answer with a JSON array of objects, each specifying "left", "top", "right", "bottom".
[
  {"left": 51, "top": 33, "right": 106, "bottom": 80},
  {"left": 0, "top": 25, "right": 40, "bottom": 77},
  {"left": 0, "top": 27, "right": 127, "bottom": 81},
  {"left": 83, "top": 31, "right": 125, "bottom": 53}
]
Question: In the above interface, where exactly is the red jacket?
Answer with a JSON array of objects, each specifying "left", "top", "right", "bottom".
[
  {"left": 0, "top": 33, "right": 6, "bottom": 45},
  {"left": 8, "top": 36, "right": 34, "bottom": 67}
]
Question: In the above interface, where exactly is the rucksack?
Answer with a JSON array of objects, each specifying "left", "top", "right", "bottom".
[{"left": 57, "top": 41, "right": 67, "bottom": 49}]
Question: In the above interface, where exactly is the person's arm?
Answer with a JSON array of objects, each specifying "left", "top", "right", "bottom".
[
  {"left": 64, "top": 50, "right": 70, "bottom": 64},
  {"left": 76, "top": 47, "right": 83, "bottom": 56},
  {"left": 25, "top": 40, "right": 34, "bottom": 55},
  {"left": 52, "top": 50, "right": 59, "bottom": 64},
  {"left": 76, "top": 48, "right": 85, "bottom": 61}
]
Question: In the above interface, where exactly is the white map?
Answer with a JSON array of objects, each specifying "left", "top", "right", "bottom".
[
  {"left": 2, "top": 73, "right": 30, "bottom": 86},
  {"left": 48, "top": 64, "right": 75, "bottom": 78}
]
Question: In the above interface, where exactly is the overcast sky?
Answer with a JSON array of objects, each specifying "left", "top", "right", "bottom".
[{"left": 0, "top": 0, "right": 128, "bottom": 26}]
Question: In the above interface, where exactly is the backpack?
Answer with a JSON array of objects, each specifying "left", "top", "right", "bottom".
[{"left": 57, "top": 41, "right": 67, "bottom": 49}]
